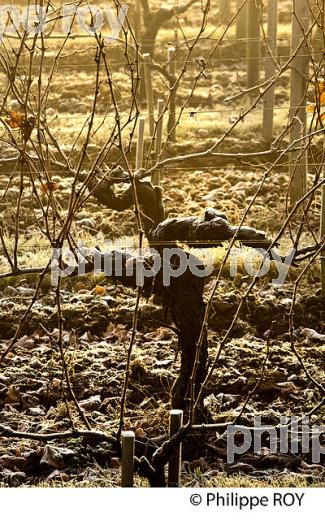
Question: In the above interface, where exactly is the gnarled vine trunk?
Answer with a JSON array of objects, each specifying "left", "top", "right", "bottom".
[{"left": 87, "top": 177, "right": 274, "bottom": 416}]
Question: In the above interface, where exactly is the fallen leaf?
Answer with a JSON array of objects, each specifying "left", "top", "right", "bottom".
[
  {"left": 5, "top": 111, "right": 26, "bottom": 129},
  {"left": 135, "top": 427, "right": 146, "bottom": 438},
  {"left": 94, "top": 285, "right": 106, "bottom": 297},
  {"left": 110, "top": 457, "right": 120, "bottom": 469},
  {"left": 41, "top": 181, "right": 60, "bottom": 194},
  {"left": 5, "top": 385, "right": 21, "bottom": 405}
]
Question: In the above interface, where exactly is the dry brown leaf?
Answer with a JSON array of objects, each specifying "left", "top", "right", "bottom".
[
  {"left": 94, "top": 285, "right": 106, "bottom": 297},
  {"left": 5, "top": 111, "right": 26, "bottom": 129},
  {"left": 135, "top": 427, "right": 146, "bottom": 438},
  {"left": 41, "top": 181, "right": 60, "bottom": 194},
  {"left": 5, "top": 385, "right": 21, "bottom": 405}
]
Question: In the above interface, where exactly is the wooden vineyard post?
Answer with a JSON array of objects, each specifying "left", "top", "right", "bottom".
[
  {"left": 135, "top": 117, "right": 145, "bottom": 230},
  {"left": 236, "top": 0, "right": 248, "bottom": 42},
  {"left": 143, "top": 53, "right": 154, "bottom": 137},
  {"left": 152, "top": 99, "right": 165, "bottom": 186},
  {"left": 263, "top": 0, "right": 278, "bottom": 142},
  {"left": 136, "top": 117, "right": 145, "bottom": 171},
  {"left": 219, "top": 0, "right": 232, "bottom": 24},
  {"left": 167, "top": 46, "right": 177, "bottom": 142},
  {"left": 289, "top": 0, "right": 310, "bottom": 206},
  {"left": 133, "top": 0, "right": 141, "bottom": 43},
  {"left": 121, "top": 431, "right": 135, "bottom": 487},
  {"left": 246, "top": 0, "right": 261, "bottom": 89},
  {"left": 168, "top": 409, "right": 183, "bottom": 487},
  {"left": 128, "top": 0, "right": 141, "bottom": 45}
]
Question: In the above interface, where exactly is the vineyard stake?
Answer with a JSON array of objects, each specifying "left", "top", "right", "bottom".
[
  {"left": 289, "top": 0, "right": 310, "bottom": 206},
  {"left": 167, "top": 46, "right": 177, "bottom": 142},
  {"left": 133, "top": 0, "right": 141, "bottom": 43},
  {"left": 263, "top": 0, "right": 278, "bottom": 143},
  {"left": 219, "top": 0, "right": 232, "bottom": 24},
  {"left": 136, "top": 117, "right": 145, "bottom": 171},
  {"left": 152, "top": 99, "right": 165, "bottom": 186},
  {"left": 121, "top": 431, "right": 135, "bottom": 487},
  {"left": 143, "top": 53, "right": 154, "bottom": 136},
  {"left": 236, "top": 0, "right": 248, "bottom": 42},
  {"left": 246, "top": 0, "right": 261, "bottom": 89}
]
